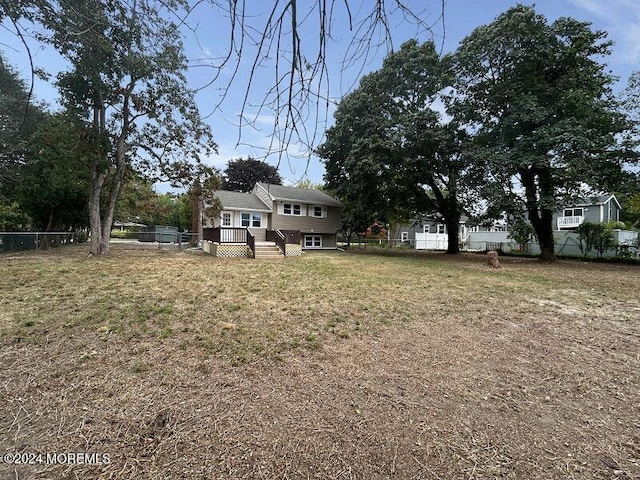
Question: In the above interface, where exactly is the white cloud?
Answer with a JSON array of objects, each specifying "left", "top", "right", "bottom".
[{"left": 567, "top": 0, "right": 640, "bottom": 67}]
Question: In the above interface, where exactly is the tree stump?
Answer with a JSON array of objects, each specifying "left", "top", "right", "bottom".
[{"left": 487, "top": 250, "right": 501, "bottom": 269}]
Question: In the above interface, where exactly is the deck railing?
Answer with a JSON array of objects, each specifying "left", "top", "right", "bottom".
[
  {"left": 268, "top": 229, "right": 300, "bottom": 245},
  {"left": 203, "top": 227, "right": 247, "bottom": 243},
  {"left": 557, "top": 216, "right": 584, "bottom": 229},
  {"left": 273, "top": 229, "right": 286, "bottom": 255}
]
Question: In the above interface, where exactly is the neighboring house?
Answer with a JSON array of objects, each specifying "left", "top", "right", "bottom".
[
  {"left": 553, "top": 194, "right": 621, "bottom": 230},
  {"left": 399, "top": 215, "right": 467, "bottom": 245},
  {"left": 203, "top": 183, "right": 343, "bottom": 258},
  {"left": 400, "top": 214, "right": 507, "bottom": 250}
]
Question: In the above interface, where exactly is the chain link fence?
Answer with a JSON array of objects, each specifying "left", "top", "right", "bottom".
[{"left": 0, "top": 232, "right": 87, "bottom": 253}]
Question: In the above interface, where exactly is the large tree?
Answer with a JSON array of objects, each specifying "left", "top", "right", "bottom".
[
  {"left": 451, "top": 5, "right": 635, "bottom": 262},
  {"left": 319, "top": 40, "right": 474, "bottom": 253},
  {"left": 17, "top": 114, "right": 91, "bottom": 231},
  {"left": 0, "top": 55, "right": 47, "bottom": 190},
  {"left": 4, "top": 1, "right": 444, "bottom": 165},
  {"left": 38, "top": 0, "right": 215, "bottom": 255},
  {"left": 223, "top": 157, "right": 282, "bottom": 192}
]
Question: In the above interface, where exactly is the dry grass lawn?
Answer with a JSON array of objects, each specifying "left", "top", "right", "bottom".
[{"left": 0, "top": 245, "right": 639, "bottom": 479}]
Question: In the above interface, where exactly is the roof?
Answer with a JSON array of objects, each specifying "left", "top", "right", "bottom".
[
  {"left": 256, "top": 183, "right": 343, "bottom": 207},
  {"left": 212, "top": 190, "right": 271, "bottom": 212},
  {"left": 570, "top": 194, "right": 620, "bottom": 208}
]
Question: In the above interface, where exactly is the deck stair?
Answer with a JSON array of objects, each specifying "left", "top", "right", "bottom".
[{"left": 253, "top": 241, "right": 283, "bottom": 258}]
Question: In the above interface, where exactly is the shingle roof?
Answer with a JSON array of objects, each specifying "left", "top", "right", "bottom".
[
  {"left": 212, "top": 191, "right": 271, "bottom": 211},
  {"left": 256, "top": 183, "right": 343, "bottom": 207},
  {"left": 572, "top": 194, "right": 620, "bottom": 208}
]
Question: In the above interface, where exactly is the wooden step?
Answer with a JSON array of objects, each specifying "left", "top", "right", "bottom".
[{"left": 253, "top": 243, "right": 283, "bottom": 258}]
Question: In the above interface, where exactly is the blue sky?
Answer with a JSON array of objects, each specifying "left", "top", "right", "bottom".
[{"left": 3, "top": 0, "right": 640, "bottom": 190}]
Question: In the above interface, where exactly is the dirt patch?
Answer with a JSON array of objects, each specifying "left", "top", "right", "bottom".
[{"left": 0, "top": 246, "right": 638, "bottom": 479}]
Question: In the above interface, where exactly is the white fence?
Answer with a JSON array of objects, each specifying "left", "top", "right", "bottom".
[
  {"left": 414, "top": 229, "right": 638, "bottom": 258},
  {"left": 464, "top": 231, "right": 512, "bottom": 251},
  {"left": 415, "top": 233, "right": 449, "bottom": 250}
]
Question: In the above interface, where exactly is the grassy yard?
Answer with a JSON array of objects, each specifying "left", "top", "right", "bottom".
[{"left": 1, "top": 245, "right": 639, "bottom": 479}]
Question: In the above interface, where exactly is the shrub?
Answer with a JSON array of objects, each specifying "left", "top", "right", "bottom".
[
  {"left": 577, "top": 222, "right": 616, "bottom": 258},
  {"left": 508, "top": 221, "right": 536, "bottom": 251}
]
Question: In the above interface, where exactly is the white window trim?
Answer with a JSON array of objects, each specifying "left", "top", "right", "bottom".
[
  {"left": 280, "top": 202, "right": 305, "bottom": 216},
  {"left": 311, "top": 205, "right": 327, "bottom": 218},
  {"left": 401, "top": 232, "right": 409, "bottom": 242},
  {"left": 564, "top": 208, "right": 583, "bottom": 217},
  {"left": 221, "top": 212, "right": 232, "bottom": 227},
  {"left": 251, "top": 212, "right": 262, "bottom": 228},
  {"left": 304, "top": 235, "right": 322, "bottom": 248},
  {"left": 240, "top": 212, "right": 251, "bottom": 227}
]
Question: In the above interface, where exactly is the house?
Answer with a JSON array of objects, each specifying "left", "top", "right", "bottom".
[
  {"left": 400, "top": 214, "right": 507, "bottom": 250},
  {"left": 553, "top": 194, "right": 621, "bottom": 230},
  {"left": 202, "top": 183, "right": 343, "bottom": 258}
]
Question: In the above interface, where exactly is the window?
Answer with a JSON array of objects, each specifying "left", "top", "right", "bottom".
[
  {"left": 304, "top": 235, "right": 322, "bottom": 248},
  {"left": 283, "top": 203, "right": 303, "bottom": 216},
  {"left": 241, "top": 213, "right": 250, "bottom": 227},
  {"left": 401, "top": 232, "right": 409, "bottom": 242},
  {"left": 222, "top": 213, "right": 231, "bottom": 227},
  {"left": 312, "top": 206, "right": 324, "bottom": 218},
  {"left": 251, "top": 213, "right": 261, "bottom": 227},
  {"left": 437, "top": 224, "right": 446, "bottom": 234},
  {"left": 423, "top": 225, "right": 431, "bottom": 234},
  {"left": 563, "top": 208, "right": 583, "bottom": 217}
]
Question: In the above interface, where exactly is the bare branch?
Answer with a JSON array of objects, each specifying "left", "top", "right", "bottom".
[{"left": 189, "top": 0, "right": 444, "bottom": 173}]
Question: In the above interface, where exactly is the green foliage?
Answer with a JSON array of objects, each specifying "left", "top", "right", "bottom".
[
  {"left": 17, "top": 114, "right": 91, "bottom": 230},
  {"left": 0, "top": 198, "right": 32, "bottom": 231},
  {"left": 605, "top": 220, "right": 626, "bottom": 230},
  {"left": 109, "top": 229, "right": 139, "bottom": 239},
  {"left": 0, "top": 55, "right": 48, "bottom": 191},
  {"left": 617, "top": 190, "right": 640, "bottom": 228},
  {"left": 508, "top": 221, "right": 536, "bottom": 247},
  {"left": 318, "top": 40, "right": 473, "bottom": 253},
  {"left": 223, "top": 158, "right": 282, "bottom": 192},
  {"left": 0, "top": 57, "right": 90, "bottom": 231},
  {"left": 576, "top": 222, "right": 616, "bottom": 258},
  {"left": 114, "top": 173, "right": 194, "bottom": 230},
  {"left": 35, "top": 0, "right": 215, "bottom": 254},
  {"left": 452, "top": 5, "right": 636, "bottom": 261},
  {"left": 576, "top": 222, "right": 599, "bottom": 258},
  {"left": 294, "top": 178, "right": 324, "bottom": 191}
]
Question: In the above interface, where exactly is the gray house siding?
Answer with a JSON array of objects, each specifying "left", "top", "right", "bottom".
[
  {"left": 607, "top": 199, "right": 621, "bottom": 223},
  {"left": 553, "top": 195, "right": 621, "bottom": 230},
  {"left": 302, "top": 233, "right": 336, "bottom": 249},
  {"left": 248, "top": 228, "right": 267, "bottom": 241},
  {"left": 270, "top": 204, "right": 341, "bottom": 233},
  {"left": 206, "top": 184, "right": 343, "bottom": 250},
  {"left": 209, "top": 210, "right": 269, "bottom": 229}
]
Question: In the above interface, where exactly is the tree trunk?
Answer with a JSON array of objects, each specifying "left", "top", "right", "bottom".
[
  {"left": 522, "top": 167, "right": 557, "bottom": 262},
  {"left": 191, "top": 183, "right": 202, "bottom": 246},
  {"left": 99, "top": 137, "right": 128, "bottom": 254},
  {"left": 529, "top": 208, "right": 556, "bottom": 262},
  {"left": 445, "top": 216, "right": 460, "bottom": 254},
  {"left": 89, "top": 163, "right": 107, "bottom": 255}
]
